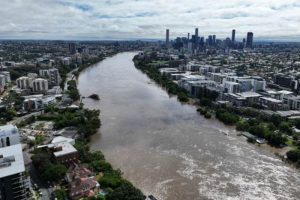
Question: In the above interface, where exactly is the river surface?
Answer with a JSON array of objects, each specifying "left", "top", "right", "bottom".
[{"left": 78, "top": 52, "right": 300, "bottom": 200}]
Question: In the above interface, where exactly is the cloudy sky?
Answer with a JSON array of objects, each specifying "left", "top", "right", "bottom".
[{"left": 0, "top": 0, "right": 300, "bottom": 41}]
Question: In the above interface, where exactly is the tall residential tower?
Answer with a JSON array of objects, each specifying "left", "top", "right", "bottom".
[
  {"left": 232, "top": 29, "right": 236, "bottom": 43},
  {"left": 246, "top": 32, "right": 254, "bottom": 48},
  {"left": 0, "top": 125, "right": 29, "bottom": 200},
  {"left": 166, "top": 29, "right": 170, "bottom": 48}
]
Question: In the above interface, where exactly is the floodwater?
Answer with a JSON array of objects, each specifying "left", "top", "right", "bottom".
[{"left": 78, "top": 52, "right": 300, "bottom": 200}]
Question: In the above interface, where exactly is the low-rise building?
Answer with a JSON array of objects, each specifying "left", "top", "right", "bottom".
[
  {"left": 259, "top": 97, "right": 283, "bottom": 111},
  {"left": 283, "top": 95, "right": 300, "bottom": 110},
  {"left": 67, "top": 165, "right": 100, "bottom": 200},
  {"left": 224, "top": 91, "right": 262, "bottom": 106},
  {"left": 62, "top": 57, "right": 71, "bottom": 66},
  {"left": 199, "top": 65, "right": 221, "bottom": 75},
  {"left": 223, "top": 81, "right": 240, "bottom": 93},
  {"left": 48, "top": 141, "right": 79, "bottom": 164},
  {"left": 23, "top": 94, "right": 53, "bottom": 111},
  {"left": 159, "top": 68, "right": 179, "bottom": 76}
]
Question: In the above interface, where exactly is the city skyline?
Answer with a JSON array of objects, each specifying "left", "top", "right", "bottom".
[{"left": 0, "top": 0, "right": 300, "bottom": 41}]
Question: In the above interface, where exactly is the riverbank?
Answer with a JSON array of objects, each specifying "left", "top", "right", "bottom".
[{"left": 133, "top": 55, "right": 300, "bottom": 167}]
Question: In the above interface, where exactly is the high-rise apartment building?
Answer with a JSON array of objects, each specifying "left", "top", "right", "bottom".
[
  {"left": 32, "top": 78, "right": 49, "bottom": 93},
  {"left": 68, "top": 43, "right": 76, "bottom": 54},
  {"left": 246, "top": 32, "right": 254, "bottom": 48},
  {"left": 232, "top": 29, "right": 236, "bottom": 42},
  {"left": 39, "top": 68, "right": 61, "bottom": 87},
  {"left": 16, "top": 76, "right": 33, "bottom": 90},
  {"left": 166, "top": 29, "right": 170, "bottom": 48},
  {"left": 0, "top": 125, "right": 29, "bottom": 200}
]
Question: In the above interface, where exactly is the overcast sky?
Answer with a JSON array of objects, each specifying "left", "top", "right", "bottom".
[{"left": 0, "top": 0, "right": 300, "bottom": 41}]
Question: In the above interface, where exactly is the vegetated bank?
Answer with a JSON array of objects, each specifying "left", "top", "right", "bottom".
[
  {"left": 134, "top": 56, "right": 189, "bottom": 102},
  {"left": 133, "top": 55, "right": 300, "bottom": 167},
  {"left": 31, "top": 57, "right": 146, "bottom": 200}
]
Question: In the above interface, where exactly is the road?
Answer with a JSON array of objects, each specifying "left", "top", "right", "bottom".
[{"left": 9, "top": 111, "right": 43, "bottom": 125}]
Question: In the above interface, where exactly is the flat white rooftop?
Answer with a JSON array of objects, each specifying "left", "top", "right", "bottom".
[
  {"left": 238, "top": 92, "right": 262, "bottom": 98},
  {"left": 0, "top": 125, "right": 18, "bottom": 138},
  {"left": 51, "top": 142, "right": 77, "bottom": 157},
  {"left": 0, "top": 144, "right": 25, "bottom": 178},
  {"left": 278, "top": 90, "right": 293, "bottom": 95},
  {"left": 159, "top": 68, "right": 179, "bottom": 73},
  {"left": 52, "top": 136, "right": 75, "bottom": 145},
  {"left": 260, "top": 97, "right": 282, "bottom": 103}
]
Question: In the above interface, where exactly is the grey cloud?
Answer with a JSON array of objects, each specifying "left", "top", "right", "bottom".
[{"left": 0, "top": 0, "right": 299, "bottom": 40}]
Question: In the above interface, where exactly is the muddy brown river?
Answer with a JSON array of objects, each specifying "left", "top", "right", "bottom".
[{"left": 78, "top": 52, "right": 300, "bottom": 200}]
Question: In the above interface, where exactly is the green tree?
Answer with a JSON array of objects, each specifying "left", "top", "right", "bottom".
[
  {"left": 106, "top": 181, "right": 145, "bottom": 200},
  {"left": 269, "top": 114, "right": 284, "bottom": 126},
  {"left": 278, "top": 122, "right": 293, "bottom": 135},
  {"left": 177, "top": 92, "right": 189, "bottom": 102},
  {"left": 236, "top": 120, "right": 249, "bottom": 131},
  {"left": 286, "top": 149, "right": 300, "bottom": 162},
  {"left": 31, "top": 152, "right": 52, "bottom": 172},
  {"left": 294, "top": 119, "right": 300, "bottom": 129},
  {"left": 54, "top": 188, "right": 67, "bottom": 200},
  {"left": 216, "top": 109, "right": 240, "bottom": 125},
  {"left": 98, "top": 171, "right": 123, "bottom": 189},
  {"left": 248, "top": 123, "right": 270, "bottom": 138},
  {"left": 41, "top": 164, "right": 67, "bottom": 182},
  {"left": 89, "top": 160, "right": 113, "bottom": 173}
]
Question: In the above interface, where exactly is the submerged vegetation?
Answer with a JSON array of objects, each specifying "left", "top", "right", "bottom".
[
  {"left": 134, "top": 56, "right": 189, "bottom": 102},
  {"left": 89, "top": 94, "right": 100, "bottom": 100}
]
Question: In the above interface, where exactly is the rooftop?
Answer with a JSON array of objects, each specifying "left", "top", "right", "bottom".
[
  {"left": 0, "top": 125, "right": 18, "bottom": 138},
  {"left": 278, "top": 90, "right": 294, "bottom": 95},
  {"left": 260, "top": 97, "right": 282, "bottom": 103},
  {"left": 52, "top": 136, "right": 75, "bottom": 145},
  {"left": 50, "top": 142, "right": 77, "bottom": 157},
  {"left": 181, "top": 74, "right": 205, "bottom": 80},
  {"left": 0, "top": 144, "right": 25, "bottom": 178},
  {"left": 159, "top": 68, "right": 179, "bottom": 73},
  {"left": 238, "top": 92, "right": 262, "bottom": 98},
  {"left": 276, "top": 110, "right": 300, "bottom": 117}
]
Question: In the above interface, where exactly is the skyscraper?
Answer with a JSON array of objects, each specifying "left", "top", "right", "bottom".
[
  {"left": 166, "top": 29, "right": 170, "bottom": 48},
  {"left": 200, "top": 37, "right": 204, "bottom": 46},
  {"left": 68, "top": 43, "right": 76, "bottom": 54},
  {"left": 208, "top": 35, "right": 213, "bottom": 46},
  {"left": 212, "top": 35, "right": 216, "bottom": 45},
  {"left": 232, "top": 29, "right": 236, "bottom": 42},
  {"left": 195, "top": 28, "right": 199, "bottom": 37},
  {"left": 246, "top": 32, "right": 254, "bottom": 48}
]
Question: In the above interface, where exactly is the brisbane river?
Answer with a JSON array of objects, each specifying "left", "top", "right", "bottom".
[{"left": 78, "top": 52, "right": 300, "bottom": 200}]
